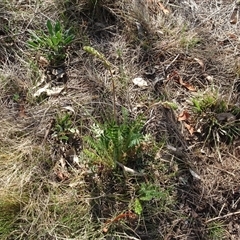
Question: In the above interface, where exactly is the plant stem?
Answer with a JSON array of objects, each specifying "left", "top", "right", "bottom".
[{"left": 109, "top": 68, "right": 117, "bottom": 122}]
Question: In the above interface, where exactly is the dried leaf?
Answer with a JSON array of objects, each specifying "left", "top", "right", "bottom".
[
  {"left": 55, "top": 170, "right": 69, "bottom": 181},
  {"left": 205, "top": 75, "right": 213, "bottom": 82},
  {"left": 73, "top": 154, "right": 79, "bottom": 164},
  {"left": 179, "top": 79, "right": 196, "bottom": 91},
  {"left": 105, "top": 211, "right": 137, "bottom": 225},
  {"left": 189, "top": 168, "right": 201, "bottom": 180},
  {"left": 184, "top": 122, "right": 194, "bottom": 135},
  {"left": 33, "top": 84, "right": 64, "bottom": 97},
  {"left": 19, "top": 103, "right": 27, "bottom": 118},
  {"left": 157, "top": 2, "right": 170, "bottom": 15},
  {"left": 45, "top": 87, "right": 65, "bottom": 96},
  {"left": 102, "top": 227, "right": 108, "bottom": 233},
  {"left": 102, "top": 211, "right": 137, "bottom": 233},
  {"left": 178, "top": 110, "right": 190, "bottom": 121},
  {"left": 33, "top": 83, "right": 50, "bottom": 97},
  {"left": 228, "top": 33, "right": 237, "bottom": 39},
  {"left": 59, "top": 156, "right": 66, "bottom": 168},
  {"left": 62, "top": 106, "right": 75, "bottom": 113},
  {"left": 116, "top": 161, "right": 146, "bottom": 176},
  {"left": 230, "top": 8, "right": 238, "bottom": 24},
  {"left": 194, "top": 58, "right": 204, "bottom": 68},
  {"left": 168, "top": 71, "right": 196, "bottom": 91},
  {"left": 132, "top": 77, "right": 148, "bottom": 87},
  {"left": 38, "top": 56, "right": 49, "bottom": 67}
]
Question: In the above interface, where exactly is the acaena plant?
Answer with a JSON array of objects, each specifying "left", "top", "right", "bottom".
[
  {"left": 84, "top": 109, "right": 147, "bottom": 169},
  {"left": 28, "top": 20, "right": 75, "bottom": 66}
]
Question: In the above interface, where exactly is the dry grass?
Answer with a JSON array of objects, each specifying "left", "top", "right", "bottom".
[{"left": 1, "top": 0, "right": 240, "bottom": 239}]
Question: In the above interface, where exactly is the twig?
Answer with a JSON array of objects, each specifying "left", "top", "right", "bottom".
[
  {"left": 165, "top": 54, "right": 179, "bottom": 71},
  {"left": 109, "top": 68, "right": 117, "bottom": 122},
  {"left": 205, "top": 210, "right": 240, "bottom": 223}
]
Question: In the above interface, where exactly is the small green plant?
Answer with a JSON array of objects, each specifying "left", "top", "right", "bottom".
[
  {"left": 208, "top": 221, "right": 225, "bottom": 240},
  {"left": 28, "top": 20, "right": 75, "bottom": 65},
  {"left": 179, "top": 25, "right": 201, "bottom": 49},
  {"left": 133, "top": 198, "right": 143, "bottom": 215},
  {"left": 192, "top": 93, "right": 227, "bottom": 115},
  {"left": 53, "top": 112, "right": 77, "bottom": 142},
  {"left": 134, "top": 183, "right": 172, "bottom": 215},
  {"left": 12, "top": 93, "right": 20, "bottom": 102},
  {"left": 84, "top": 111, "right": 146, "bottom": 168},
  {"left": 180, "top": 36, "right": 201, "bottom": 49},
  {"left": 191, "top": 91, "right": 240, "bottom": 144},
  {"left": 139, "top": 183, "right": 170, "bottom": 201},
  {"left": 203, "top": 115, "right": 240, "bottom": 144}
]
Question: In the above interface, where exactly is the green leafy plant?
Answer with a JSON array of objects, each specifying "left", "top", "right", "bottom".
[
  {"left": 133, "top": 183, "right": 172, "bottom": 215},
  {"left": 28, "top": 20, "right": 75, "bottom": 65},
  {"left": 191, "top": 91, "right": 240, "bottom": 144},
  {"left": 133, "top": 198, "right": 143, "bottom": 215},
  {"left": 12, "top": 93, "right": 20, "bottom": 102},
  {"left": 180, "top": 36, "right": 201, "bottom": 49},
  {"left": 203, "top": 114, "right": 240, "bottom": 144},
  {"left": 179, "top": 25, "right": 201, "bottom": 50},
  {"left": 84, "top": 111, "right": 146, "bottom": 168},
  {"left": 192, "top": 92, "right": 227, "bottom": 115},
  {"left": 208, "top": 221, "right": 225, "bottom": 240},
  {"left": 53, "top": 112, "right": 77, "bottom": 142},
  {"left": 139, "top": 183, "right": 169, "bottom": 201}
]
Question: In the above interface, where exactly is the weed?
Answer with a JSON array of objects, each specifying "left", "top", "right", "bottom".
[
  {"left": 180, "top": 35, "right": 201, "bottom": 49},
  {"left": 192, "top": 91, "right": 227, "bottom": 115},
  {"left": 203, "top": 115, "right": 240, "bottom": 144},
  {"left": 208, "top": 221, "right": 225, "bottom": 240},
  {"left": 53, "top": 112, "right": 77, "bottom": 142},
  {"left": 179, "top": 25, "right": 201, "bottom": 49},
  {"left": 133, "top": 198, "right": 143, "bottom": 215},
  {"left": 12, "top": 93, "right": 20, "bottom": 102},
  {"left": 134, "top": 183, "right": 173, "bottom": 215},
  {"left": 28, "top": 20, "right": 75, "bottom": 66},
  {"left": 191, "top": 91, "right": 239, "bottom": 144},
  {"left": 138, "top": 183, "right": 169, "bottom": 201},
  {"left": 84, "top": 110, "right": 146, "bottom": 169}
]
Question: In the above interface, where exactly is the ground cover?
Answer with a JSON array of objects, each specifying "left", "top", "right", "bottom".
[{"left": 0, "top": 0, "right": 240, "bottom": 239}]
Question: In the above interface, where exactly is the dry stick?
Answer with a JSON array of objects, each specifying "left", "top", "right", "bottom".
[
  {"left": 205, "top": 210, "right": 240, "bottom": 223},
  {"left": 227, "top": 77, "right": 238, "bottom": 106},
  {"left": 108, "top": 68, "right": 117, "bottom": 122},
  {"left": 165, "top": 54, "right": 179, "bottom": 71}
]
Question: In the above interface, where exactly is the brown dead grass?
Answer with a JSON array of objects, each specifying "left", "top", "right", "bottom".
[{"left": 1, "top": 0, "right": 240, "bottom": 239}]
